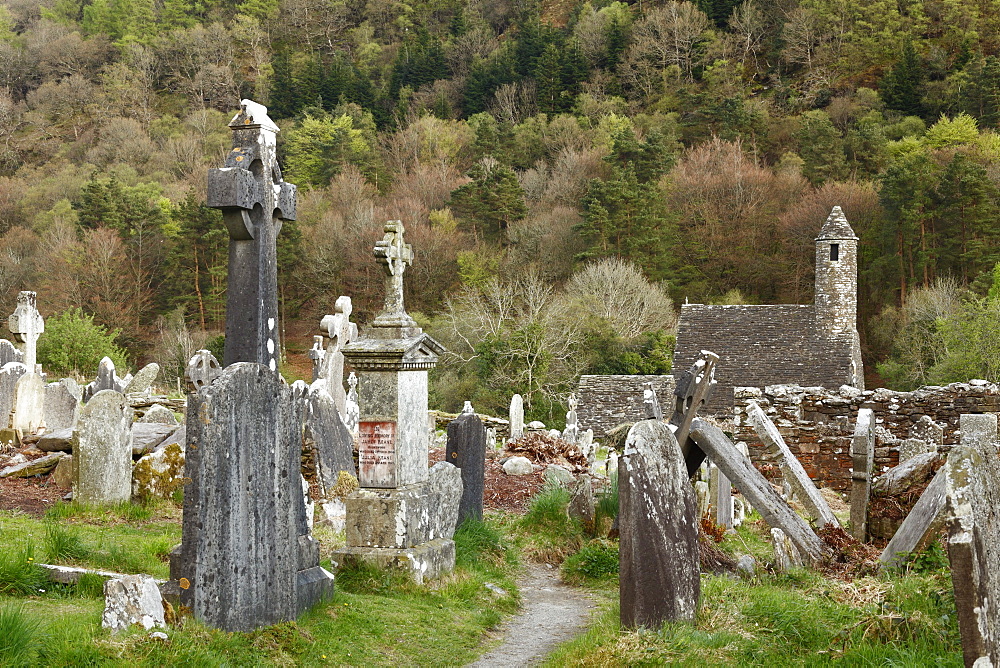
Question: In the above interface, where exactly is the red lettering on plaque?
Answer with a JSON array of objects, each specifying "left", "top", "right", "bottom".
[{"left": 358, "top": 421, "right": 397, "bottom": 488}]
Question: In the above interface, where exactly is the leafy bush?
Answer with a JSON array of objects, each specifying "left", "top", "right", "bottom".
[
  {"left": 562, "top": 540, "right": 619, "bottom": 583},
  {"left": 36, "top": 308, "right": 129, "bottom": 378}
]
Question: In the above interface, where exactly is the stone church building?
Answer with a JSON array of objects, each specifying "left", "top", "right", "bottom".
[{"left": 672, "top": 206, "right": 864, "bottom": 412}]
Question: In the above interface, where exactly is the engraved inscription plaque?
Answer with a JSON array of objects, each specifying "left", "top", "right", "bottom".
[{"left": 358, "top": 421, "right": 397, "bottom": 488}]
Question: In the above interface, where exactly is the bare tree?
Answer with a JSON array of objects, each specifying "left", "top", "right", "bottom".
[
  {"left": 623, "top": 1, "right": 710, "bottom": 83},
  {"left": 729, "top": 1, "right": 767, "bottom": 73}
]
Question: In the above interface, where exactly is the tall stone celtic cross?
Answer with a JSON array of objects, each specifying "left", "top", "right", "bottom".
[
  {"left": 207, "top": 99, "right": 296, "bottom": 371},
  {"left": 372, "top": 221, "right": 417, "bottom": 329},
  {"left": 8, "top": 291, "right": 43, "bottom": 372}
]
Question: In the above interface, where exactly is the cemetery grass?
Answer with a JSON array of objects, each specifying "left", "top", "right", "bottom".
[
  {"left": 0, "top": 505, "right": 523, "bottom": 666},
  {"left": 544, "top": 517, "right": 963, "bottom": 667}
]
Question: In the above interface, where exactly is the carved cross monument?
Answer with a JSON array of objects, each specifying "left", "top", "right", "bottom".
[
  {"left": 207, "top": 99, "right": 296, "bottom": 371},
  {"left": 372, "top": 221, "right": 418, "bottom": 331},
  {"left": 318, "top": 296, "right": 358, "bottom": 412},
  {"left": 8, "top": 291, "right": 44, "bottom": 372}
]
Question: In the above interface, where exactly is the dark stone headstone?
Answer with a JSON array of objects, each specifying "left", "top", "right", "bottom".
[
  {"left": 619, "top": 420, "right": 699, "bottom": 628},
  {"left": 172, "top": 363, "right": 333, "bottom": 631},
  {"left": 306, "top": 381, "right": 357, "bottom": 495},
  {"left": 446, "top": 409, "right": 486, "bottom": 525}
]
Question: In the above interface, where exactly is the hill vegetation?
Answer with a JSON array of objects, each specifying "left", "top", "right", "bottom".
[{"left": 2, "top": 0, "right": 1000, "bottom": 416}]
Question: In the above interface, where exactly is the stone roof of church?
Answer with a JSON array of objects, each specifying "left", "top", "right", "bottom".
[
  {"left": 672, "top": 304, "right": 856, "bottom": 412},
  {"left": 816, "top": 206, "right": 858, "bottom": 241}
]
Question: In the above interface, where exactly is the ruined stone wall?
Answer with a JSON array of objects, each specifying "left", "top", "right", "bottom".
[
  {"left": 576, "top": 375, "right": 676, "bottom": 438},
  {"left": 731, "top": 382, "right": 1000, "bottom": 491}
]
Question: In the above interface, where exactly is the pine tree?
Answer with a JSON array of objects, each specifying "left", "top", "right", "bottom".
[{"left": 881, "top": 40, "right": 926, "bottom": 117}]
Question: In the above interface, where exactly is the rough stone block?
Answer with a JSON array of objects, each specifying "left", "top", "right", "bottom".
[
  {"left": 331, "top": 538, "right": 456, "bottom": 585},
  {"left": 102, "top": 575, "right": 166, "bottom": 633}
]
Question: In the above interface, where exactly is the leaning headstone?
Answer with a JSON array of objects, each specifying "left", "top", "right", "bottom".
[
  {"left": 944, "top": 413, "right": 1000, "bottom": 666},
  {"left": 746, "top": 400, "right": 840, "bottom": 529},
  {"left": 11, "top": 372, "right": 44, "bottom": 433},
  {"left": 850, "top": 408, "right": 874, "bottom": 541},
  {"left": 131, "top": 423, "right": 178, "bottom": 456},
  {"left": 0, "top": 361, "right": 27, "bottom": 422},
  {"left": 124, "top": 363, "right": 160, "bottom": 396},
  {"left": 44, "top": 379, "right": 80, "bottom": 430},
  {"left": 872, "top": 451, "right": 939, "bottom": 496},
  {"left": 909, "top": 415, "right": 944, "bottom": 447},
  {"left": 0, "top": 339, "right": 22, "bottom": 366},
  {"left": 619, "top": 420, "right": 699, "bottom": 628},
  {"left": 879, "top": 466, "right": 948, "bottom": 571},
  {"left": 690, "top": 418, "right": 828, "bottom": 565},
  {"left": 172, "top": 363, "right": 333, "bottom": 631},
  {"left": 72, "top": 390, "right": 133, "bottom": 505},
  {"left": 509, "top": 394, "right": 524, "bottom": 442},
  {"left": 305, "top": 381, "right": 357, "bottom": 496},
  {"left": 102, "top": 575, "right": 166, "bottom": 633},
  {"left": 8, "top": 291, "right": 44, "bottom": 372},
  {"left": 208, "top": 100, "right": 296, "bottom": 371},
  {"left": 445, "top": 403, "right": 486, "bottom": 525}
]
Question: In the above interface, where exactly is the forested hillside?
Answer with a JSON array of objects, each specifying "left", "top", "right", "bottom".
[{"left": 1, "top": 0, "right": 999, "bottom": 418}]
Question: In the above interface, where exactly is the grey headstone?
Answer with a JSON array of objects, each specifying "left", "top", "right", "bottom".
[
  {"left": 898, "top": 438, "right": 931, "bottom": 464},
  {"left": 97, "top": 357, "right": 123, "bottom": 393},
  {"left": 306, "top": 381, "right": 357, "bottom": 496},
  {"left": 0, "top": 339, "right": 23, "bottom": 366},
  {"left": 710, "top": 461, "right": 733, "bottom": 529},
  {"left": 139, "top": 404, "right": 178, "bottom": 425},
  {"left": 124, "top": 363, "right": 160, "bottom": 396},
  {"left": 445, "top": 410, "right": 486, "bottom": 525},
  {"left": 44, "top": 379, "right": 80, "bottom": 430},
  {"left": 318, "top": 296, "right": 357, "bottom": 414},
  {"left": 619, "top": 420, "right": 699, "bottom": 628},
  {"left": 131, "top": 423, "right": 179, "bottom": 456},
  {"left": 429, "top": 461, "right": 462, "bottom": 539},
  {"left": 209, "top": 100, "right": 295, "bottom": 372},
  {"left": 945, "top": 413, "right": 1000, "bottom": 666},
  {"left": 0, "top": 361, "right": 27, "bottom": 424},
  {"left": 173, "top": 362, "right": 333, "bottom": 632},
  {"left": 771, "top": 527, "right": 802, "bottom": 572},
  {"left": 72, "top": 390, "right": 133, "bottom": 505},
  {"left": 11, "top": 372, "right": 44, "bottom": 433},
  {"left": 562, "top": 393, "right": 579, "bottom": 444},
  {"left": 567, "top": 474, "right": 595, "bottom": 528},
  {"left": 850, "top": 408, "right": 874, "bottom": 541},
  {"left": 101, "top": 575, "right": 165, "bottom": 633},
  {"left": 694, "top": 480, "right": 710, "bottom": 519},
  {"left": 509, "top": 394, "right": 524, "bottom": 441},
  {"left": 872, "top": 451, "right": 939, "bottom": 496},
  {"left": 909, "top": 415, "right": 944, "bottom": 446},
  {"left": 879, "top": 465, "right": 948, "bottom": 571}
]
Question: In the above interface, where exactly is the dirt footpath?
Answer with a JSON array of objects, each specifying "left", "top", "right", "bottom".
[{"left": 470, "top": 564, "right": 596, "bottom": 667}]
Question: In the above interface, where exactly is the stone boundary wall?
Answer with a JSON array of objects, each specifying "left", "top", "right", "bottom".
[
  {"left": 576, "top": 375, "right": 676, "bottom": 438},
  {"left": 731, "top": 381, "right": 1000, "bottom": 491}
]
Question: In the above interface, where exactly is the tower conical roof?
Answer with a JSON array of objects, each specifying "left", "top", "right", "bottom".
[{"left": 816, "top": 206, "right": 858, "bottom": 241}]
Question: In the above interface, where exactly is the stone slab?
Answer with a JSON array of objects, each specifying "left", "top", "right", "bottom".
[
  {"left": 878, "top": 466, "right": 948, "bottom": 571},
  {"left": 72, "top": 390, "right": 133, "bottom": 505},
  {"left": 0, "top": 451, "right": 63, "bottom": 477},
  {"left": 131, "top": 423, "right": 179, "bottom": 456},
  {"left": 44, "top": 379, "right": 80, "bottom": 431},
  {"left": 850, "top": 408, "right": 874, "bottom": 541},
  {"left": 102, "top": 575, "right": 165, "bottom": 633},
  {"left": 306, "top": 382, "right": 356, "bottom": 496},
  {"left": 445, "top": 411, "right": 486, "bottom": 525},
  {"left": 332, "top": 538, "right": 456, "bottom": 585}
]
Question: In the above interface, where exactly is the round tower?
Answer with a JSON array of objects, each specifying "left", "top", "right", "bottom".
[{"left": 815, "top": 205, "right": 858, "bottom": 336}]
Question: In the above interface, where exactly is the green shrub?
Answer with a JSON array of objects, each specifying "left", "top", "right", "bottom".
[
  {"left": 454, "top": 518, "right": 515, "bottom": 571},
  {"left": 521, "top": 484, "right": 573, "bottom": 533},
  {"left": 562, "top": 540, "right": 619, "bottom": 583},
  {"left": 36, "top": 308, "right": 129, "bottom": 378},
  {"left": 0, "top": 604, "right": 41, "bottom": 666}
]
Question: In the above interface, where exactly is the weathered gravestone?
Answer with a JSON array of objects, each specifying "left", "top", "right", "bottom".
[
  {"left": 344, "top": 372, "right": 359, "bottom": 437},
  {"left": 898, "top": 438, "right": 932, "bottom": 464},
  {"left": 72, "top": 390, "right": 133, "bottom": 504},
  {"left": 562, "top": 393, "right": 579, "bottom": 444},
  {"left": 0, "top": 361, "right": 26, "bottom": 420},
  {"left": 308, "top": 336, "right": 325, "bottom": 381},
  {"left": 186, "top": 350, "right": 221, "bottom": 390},
  {"left": 8, "top": 291, "right": 43, "bottom": 372},
  {"left": 509, "top": 394, "right": 524, "bottom": 442},
  {"left": 710, "top": 461, "right": 733, "bottom": 529},
  {"left": 318, "top": 296, "right": 358, "bottom": 413},
  {"left": 334, "top": 221, "right": 459, "bottom": 582},
  {"left": 172, "top": 362, "right": 333, "bottom": 631},
  {"left": 0, "top": 339, "right": 23, "bottom": 366},
  {"left": 850, "top": 408, "right": 874, "bottom": 541},
  {"left": 207, "top": 99, "right": 296, "bottom": 371},
  {"left": 305, "top": 379, "right": 357, "bottom": 496},
  {"left": 619, "top": 420, "right": 699, "bottom": 628},
  {"left": 746, "top": 400, "right": 840, "bottom": 529},
  {"left": 44, "top": 378, "right": 80, "bottom": 430},
  {"left": 910, "top": 415, "right": 944, "bottom": 447},
  {"left": 944, "top": 413, "right": 1000, "bottom": 667},
  {"left": 878, "top": 460, "right": 948, "bottom": 571},
  {"left": 124, "top": 363, "right": 159, "bottom": 396},
  {"left": 85, "top": 357, "right": 126, "bottom": 401},
  {"left": 11, "top": 371, "right": 44, "bottom": 433},
  {"left": 642, "top": 381, "right": 663, "bottom": 420},
  {"left": 446, "top": 403, "right": 486, "bottom": 525}
]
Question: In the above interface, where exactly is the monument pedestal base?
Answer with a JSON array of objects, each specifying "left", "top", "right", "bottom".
[{"left": 332, "top": 539, "right": 456, "bottom": 585}]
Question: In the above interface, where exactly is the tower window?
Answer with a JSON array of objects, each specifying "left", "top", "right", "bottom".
[{"left": 830, "top": 243, "right": 839, "bottom": 261}]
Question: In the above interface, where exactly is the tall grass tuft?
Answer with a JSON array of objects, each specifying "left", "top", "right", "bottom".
[
  {"left": 518, "top": 483, "right": 583, "bottom": 563},
  {"left": 454, "top": 518, "right": 515, "bottom": 571},
  {"left": 0, "top": 545, "right": 48, "bottom": 596},
  {"left": 44, "top": 523, "right": 89, "bottom": 563},
  {"left": 0, "top": 604, "right": 41, "bottom": 666},
  {"left": 594, "top": 471, "right": 618, "bottom": 534}
]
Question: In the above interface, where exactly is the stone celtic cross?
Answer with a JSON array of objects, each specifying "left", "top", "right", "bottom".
[
  {"left": 372, "top": 221, "right": 417, "bottom": 329},
  {"left": 8, "top": 291, "right": 43, "bottom": 372},
  {"left": 319, "top": 296, "right": 357, "bottom": 412},
  {"left": 207, "top": 99, "right": 296, "bottom": 371}
]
